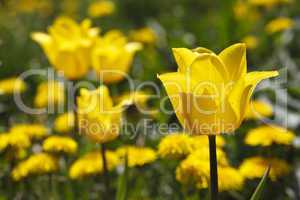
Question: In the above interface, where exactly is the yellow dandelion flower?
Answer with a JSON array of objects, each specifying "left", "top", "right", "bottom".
[
  {"left": 54, "top": 112, "right": 75, "bottom": 133},
  {"left": 0, "top": 133, "right": 9, "bottom": 151},
  {"left": 6, "top": 131, "right": 31, "bottom": 150},
  {"left": 116, "top": 146, "right": 157, "bottom": 167},
  {"left": 265, "top": 17, "right": 294, "bottom": 34},
  {"left": 12, "top": 153, "right": 58, "bottom": 181},
  {"left": 158, "top": 133, "right": 193, "bottom": 159},
  {"left": 191, "top": 135, "right": 225, "bottom": 149},
  {"left": 239, "top": 156, "right": 290, "bottom": 181},
  {"left": 129, "top": 27, "right": 157, "bottom": 44},
  {"left": 241, "top": 35, "right": 259, "bottom": 50},
  {"left": 34, "top": 81, "right": 65, "bottom": 108},
  {"left": 245, "top": 100, "right": 273, "bottom": 120},
  {"left": 10, "top": 124, "right": 48, "bottom": 140},
  {"left": 88, "top": 0, "right": 115, "bottom": 18},
  {"left": 69, "top": 150, "right": 120, "bottom": 179},
  {"left": 43, "top": 136, "right": 77, "bottom": 154},
  {"left": 0, "top": 132, "right": 30, "bottom": 159},
  {"left": 218, "top": 167, "right": 244, "bottom": 191},
  {"left": 189, "top": 147, "right": 228, "bottom": 166},
  {"left": 176, "top": 152, "right": 243, "bottom": 191},
  {"left": 245, "top": 125, "right": 295, "bottom": 146},
  {"left": 176, "top": 157, "right": 209, "bottom": 189},
  {"left": 0, "top": 77, "right": 26, "bottom": 95}
]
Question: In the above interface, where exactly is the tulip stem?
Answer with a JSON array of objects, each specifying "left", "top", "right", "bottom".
[
  {"left": 208, "top": 135, "right": 218, "bottom": 200},
  {"left": 101, "top": 144, "right": 110, "bottom": 198}
]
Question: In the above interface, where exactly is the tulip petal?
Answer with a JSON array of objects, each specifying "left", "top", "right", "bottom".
[
  {"left": 96, "top": 85, "right": 114, "bottom": 110},
  {"left": 193, "top": 47, "right": 214, "bottom": 54},
  {"left": 172, "top": 48, "right": 199, "bottom": 73},
  {"left": 189, "top": 53, "right": 227, "bottom": 84},
  {"left": 31, "top": 32, "right": 56, "bottom": 64},
  {"left": 158, "top": 72, "right": 192, "bottom": 127},
  {"left": 180, "top": 89, "right": 237, "bottom": 135},
  {"left": 228, "top": 71, "right": 278, "bottom": 122},
  {"left": 219, "top": 43, "right": 247, "bottom": 81}
]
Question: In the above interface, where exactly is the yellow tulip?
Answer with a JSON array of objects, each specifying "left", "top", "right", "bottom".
[
  {"left": 158, "top": 43, "right": 278, "bottom": 135},
  {"left": 54, "top": 112, "right": 75, "bottom": 133},
  {"left": 77, "top": 85, "right": 124, "bottom": 143},
  {"left": 91, "top": 30, "right": 142, "bottom": 84},
  {"left": 31, "top": 17, "right": 100, "bottom": 80},
  {"left": 34, "top": 81, "right": 65, "bottom": 108}
]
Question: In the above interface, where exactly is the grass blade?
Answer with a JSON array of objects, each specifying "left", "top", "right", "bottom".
[{"left": 250, "top": 166, "right": 271, "bottom": 200}]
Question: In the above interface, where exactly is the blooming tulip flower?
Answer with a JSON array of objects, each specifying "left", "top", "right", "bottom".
[
  {"left": 32, "top": 17, "right": 99, "bottom": 80},
  {"left": 92, "top": 30, "right": 142, "bottom": 84},
  {"left": 77, "top": 85, "right": 124, "bottom": 143},
  {"left": 158, "top": 43, "right": 278, "bottom": 135}
]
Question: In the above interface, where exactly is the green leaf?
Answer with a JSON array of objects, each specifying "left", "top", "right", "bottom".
[
  {"left": 116, "top": 152, "right": 128, "bottom": 200},
  {"left": 250, "top": 166, "right": 271, "bottom": 200}
]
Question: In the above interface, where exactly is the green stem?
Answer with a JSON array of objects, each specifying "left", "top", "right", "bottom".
[
  {"left": 101, "top": 144, "right": 110, "bottom": 197},
  {"left": 208, "top": 135, "right": 218, "bottom": 200}
]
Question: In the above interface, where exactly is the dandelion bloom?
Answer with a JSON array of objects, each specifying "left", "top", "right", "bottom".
[
  {"left": 88, "top": 0, "right": 115, "bottom": 18},
  {"left": 158, "top": 43, "right": 278, "bottom": 135},
  {"left": 191, "top": 135, "right": 225, "bottom": 149},
  {"left": 265, "top": 17, "right": 294, "bottom": 34},
  {"left": 116, "top": 146, "right": 157, "bottom": 167},
  {"left": 0, "top": 77, "right": 26, "bottom": 95},
  {"left": 34, "top": 81, "right": 65, "bottom": 108},
  {"left": 130, "top": 27, "right": 157, "bottom": 44},
  {"left": 239, "top": 156, "right": 290, "bottom": 181},
  {"left": 158, "top": 133, "right": 193, "bottom": 159},
  {"left": 241, "top": 35, "right": 259, "bottom": 50},
  {"left": 77, "top": 85, "right": 124, "bottom": 143},
  {"left": 0, "top": 132, "right": 30, "bottom": 160},
  {"left": 244, "top": 100, "right": 273, "bottom": 120},
  {"left": 10, "top": 124, "right": 48, "bottom": 140},
  {"left": 12, "top": 153, "right": 58, "bottom": 181},
  {"left": 0, "top": 133, "right": 9, "bottom": 151},
  {"left": 0, "top": 131, "right": 31, "bottom": 151},
  {"left": 176, "top": 149, "right": 243, "bottom": 191},
  {"left": 32, "top": 17, "right": 99, "bottom": 80},
  {"left": 245, "top": 125, "right": 295, "bottom": 146},
  {"left": 54, "top": 112, "right": 75, "bottom": 133},
  {"left": 69, "top": 151, "right": 120, "bottom": 179},
  {"left": 43, "top": 136, "right": 77, "bottom": 154},
  {"left": 92, "top": 30, "right": 142, "bottom": 84}
]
